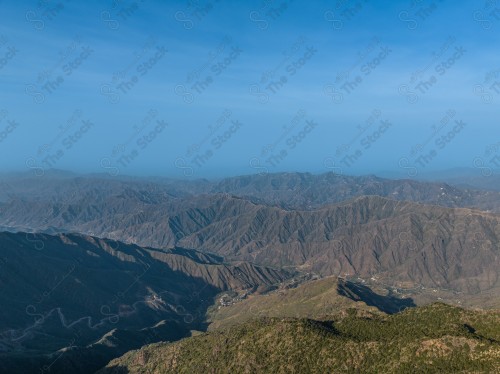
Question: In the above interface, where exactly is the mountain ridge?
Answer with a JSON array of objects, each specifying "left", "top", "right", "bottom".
[
  {"left": 99, "top": 303, "right": 500, "bottom": 374},
  {"left": 0, "top": 231, "right": 292, "bottom": 373}
]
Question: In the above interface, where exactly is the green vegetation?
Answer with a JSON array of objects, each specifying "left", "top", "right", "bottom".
[{"left": 100, "top": 303, "right": 500, "bottom": 374}]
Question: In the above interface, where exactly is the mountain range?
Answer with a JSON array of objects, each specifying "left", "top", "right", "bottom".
[{"left": 0, "top": 170, "right": 499, "bottom": 373}]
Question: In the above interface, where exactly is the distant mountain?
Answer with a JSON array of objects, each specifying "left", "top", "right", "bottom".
[
  {"left": 210, "top": 172, "right": 500, "bottom": 211},
  {"left": 99, "top": 303, "right": 500, "bottom": 374},
  {"left": 2, "top": 171, "right": 500, "bottom": 211},
  {"left": 0, "top": 232, "right": 291, "bottom": 373},
  {"left": 425, "top": 173, "right": 500, "bottom": 192},
  {"left": 1, "top": 180, "right": 499, "bottom": 302}
]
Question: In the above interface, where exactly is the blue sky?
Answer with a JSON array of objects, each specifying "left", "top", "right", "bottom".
[{"left": 0, "top": 0, "right": 499, "bottom": 179}]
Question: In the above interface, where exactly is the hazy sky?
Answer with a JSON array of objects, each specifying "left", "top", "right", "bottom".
[{"left": 0, "top": 0, "right": 499, "bottom": 178}]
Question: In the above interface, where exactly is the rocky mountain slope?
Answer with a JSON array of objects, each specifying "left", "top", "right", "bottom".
[
  {"left": 0, "top": 231, "right": 291, "bottom": 373},
  {"left": 167, "top": 195, "right": 500, "bottom": 298},
  {"left": 2, "top": 185, "right": 499, "bottom": 301}
]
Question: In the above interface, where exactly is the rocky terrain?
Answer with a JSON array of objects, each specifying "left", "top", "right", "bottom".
[
  {"left": 0, "top": 171, "right": 499, "bottom": 372},
  {"left": 0, "top": 232, "right": 291, "bottom": 373}
]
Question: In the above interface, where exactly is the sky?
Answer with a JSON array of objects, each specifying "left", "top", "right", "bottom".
[{"left": 0, "top": 0, "right": 499, "bottom": 179}]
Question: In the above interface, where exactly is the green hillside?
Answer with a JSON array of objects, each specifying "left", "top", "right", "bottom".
[{"left": 100, "top": 303, "right": 500, "bottom": 374}]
